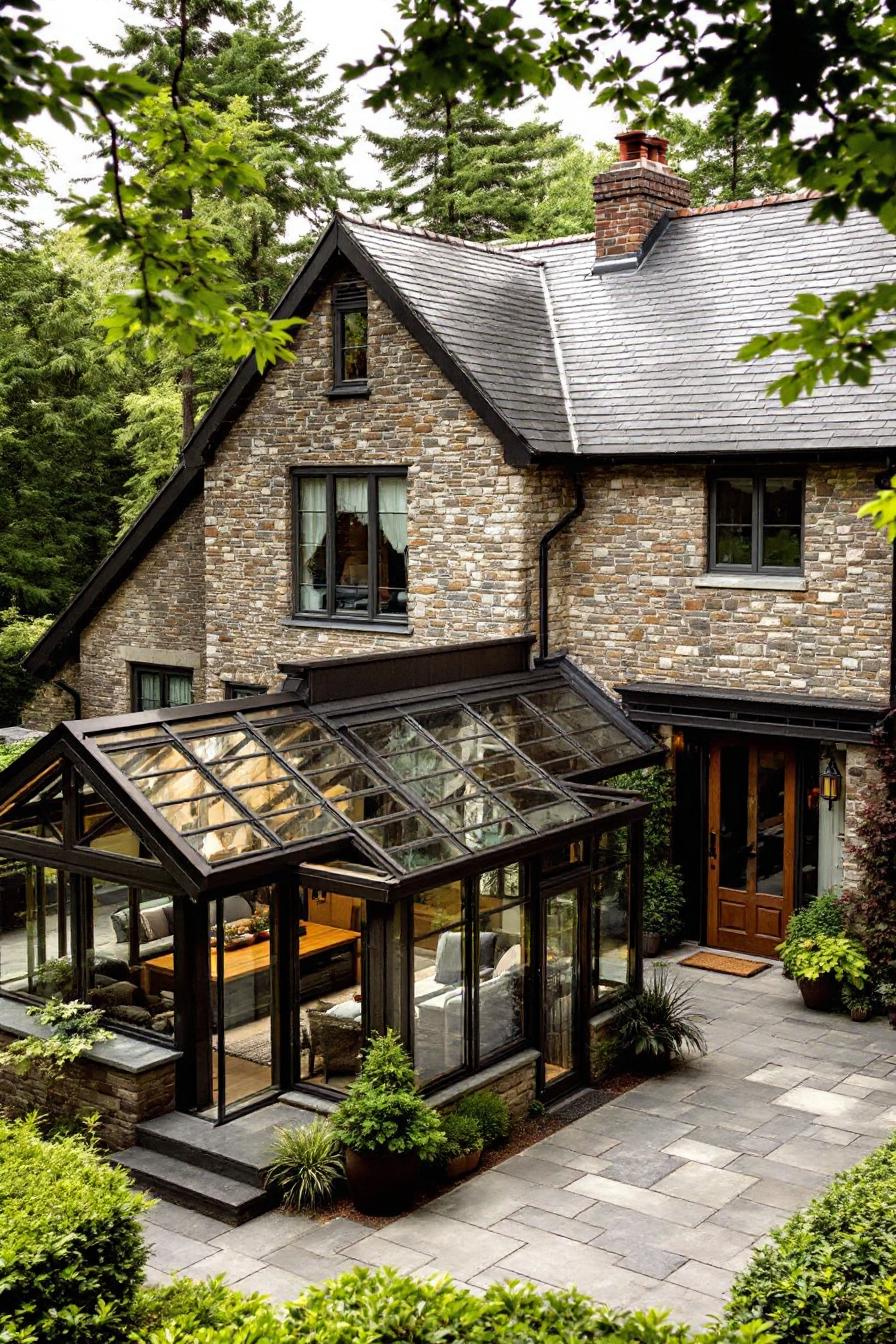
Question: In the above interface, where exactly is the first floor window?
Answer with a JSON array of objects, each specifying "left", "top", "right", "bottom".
[
  {"left": 709, "top": 473, "right": 803, "bottom": 573},
  {"left": 133, "top": 666, "right": 193, "bottom": 712},
  {"left": 225, "top": 682, "right": 267, "bottom": 699},
  {"left": 294, "top": 470, "right": 408, "bottom": 622}
]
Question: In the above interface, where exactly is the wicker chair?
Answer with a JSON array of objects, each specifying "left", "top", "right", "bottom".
[{"left": 306, "top": 1003, "right": 363, "bottom": 1082}]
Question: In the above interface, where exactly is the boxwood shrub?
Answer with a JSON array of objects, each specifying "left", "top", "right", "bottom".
[
  {"left": 143, "top": 1267, "right": 773, "bottom": 1343},
  {"left": 727, "top": 1131, "right": 896, "bottom": 1343},
  {"left": 0, "top": 1115, "right": 147, "bottom": 1343}
]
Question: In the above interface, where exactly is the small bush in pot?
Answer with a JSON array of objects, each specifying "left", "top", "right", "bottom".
[
  {"left": 455, "top": 1089, "right": 511, "bottom": 1148},
  {"left": 331, "top": 1030, "right": 443, "bottom": 1214},
  {"left": 613, "top": 964, "right": 707, "bottom": 1071},
  {"left": 779, "top": 890, "right": 845, "bottom": 979},
  {"left": 265, "top": 1119, "right": 343, "bottom": 1212},
  {"left": 786, "top": 933, "right": 868, "bottom": 1012},
  {"left": 875, "top": 974, "right": 896, "bottom": 1025},
  {"left": 438, "top": 1111, "right": 483, "bottom": 1179}
]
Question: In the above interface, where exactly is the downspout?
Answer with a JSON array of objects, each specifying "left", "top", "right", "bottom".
[
  {"left": 538, "top": 474, "right": 585, "bottom": 662},
  {"left": 52, "top": 678, "right": 81, "bottom": 720}
]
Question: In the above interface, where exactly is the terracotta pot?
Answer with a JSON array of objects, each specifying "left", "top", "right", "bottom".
[
  {"left": 344, "top": 1147, "right": 420, "bottom": 1215},
  {"left": 445, "top": 1148, "right": 482, "bottom": 1181},
  {"left": 798, "top": 973, "right": 837, "bottom": 1012},
  {"left": 642, "top": 932, "right": 662, "bottom": 958}
]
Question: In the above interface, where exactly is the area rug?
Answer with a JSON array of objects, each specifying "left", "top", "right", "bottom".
[
  {"left": 678, "top": 951, "right": 771, "bottom": 977},
  {"left": 225, "top": 1033, "right": 273, "bottom": 1067}
]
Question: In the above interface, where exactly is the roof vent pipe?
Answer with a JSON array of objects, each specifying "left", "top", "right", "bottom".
[{"left": 538, "top": 474, "right": 585, "bottom": 662}]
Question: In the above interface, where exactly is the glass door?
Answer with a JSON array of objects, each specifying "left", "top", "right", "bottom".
[{"left": 540, "top": 880, "right": 583, "bottom": 1096}]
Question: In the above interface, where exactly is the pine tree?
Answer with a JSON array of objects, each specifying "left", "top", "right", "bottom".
[
  {"left": 524, "top": 140, "right": 616, "bottom": 240},
  {"left": 665, "top": 92, "right": 790, "bottom": 207},
  {"left": 366, "top": 95, "right": 573, "bottom": 241}
]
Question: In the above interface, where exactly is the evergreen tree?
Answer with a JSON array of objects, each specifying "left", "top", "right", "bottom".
[
  {"left": 366, "top": 95, "right": 573, "bottom": 241},
  {"left": 665, "top": 93, "right": 791, "bottom": 207},
  {"left": 523, "top": 140, "right": 616, "bottom": 240}
]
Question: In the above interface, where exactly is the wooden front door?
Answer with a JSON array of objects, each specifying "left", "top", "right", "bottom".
[{"left": 707, "top": 739, "right": 796, "bottom": 957}]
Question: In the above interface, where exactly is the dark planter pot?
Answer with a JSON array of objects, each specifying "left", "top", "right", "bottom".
[
  {"left": 344, "top": 1147, "right": 420, "bottom": 1215},
  {"left": 798, "top": 973, "right": 837, "bottom": 1012},
  {"left": 850, "top": 1005, "right": 872, "bottom": 1023},
  {"left": 631, "top": 1049, "right": 672, "bottom": 1075},
  {"left": 445, "top": 1148, "right": 482, "bottom": 1181},
  {"left": 643, "top": 932, "right": 662, "bottom": 958},
  {"left": 887, "top": 1006, "right": 896, "bottom": 1029}
]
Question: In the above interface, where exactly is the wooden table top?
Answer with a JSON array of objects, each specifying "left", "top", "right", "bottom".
[{"left": 144, "top": 920, "right": 361, "bottom": 981}]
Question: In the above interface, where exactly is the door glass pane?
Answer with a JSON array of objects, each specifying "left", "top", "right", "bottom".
[
  {"left": 477, "top": 867, "right": 527, "bottom": 1061},
  {"left": 718, "top": 744, "right": 750, "bottom": 890},
  {"left": 298, "top": 476, "right": 327, "bottom": 612},
  {"left": 302, "top": 890, "right": 365, "bottom": 1091},
  {"left": 376, "top": 476, "right": 407, "bottom": 616},
  {"left": 212, "top": 888, "right": 274, "bottom": 1112},
  {"left": 756, "top": 749, "right": 787, "bottom": 895},
  {"left": 543, "top": 886, "right": 578, "bottom": 1085},
  {"left": 413, "top": 881, "right": 465, "bottom": 1084},
  {"left": 334, "top": 477, "right": 369, "bottom": 612},
  {"left": 91, "top": 884, "right": 177, "bottom": 1039},
  {"left": 592, "top": 836, "right": 630, "bottom": 1004}
]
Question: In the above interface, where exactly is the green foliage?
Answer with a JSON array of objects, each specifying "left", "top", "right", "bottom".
[
  {"left": 134, "top": 1275, "right": 288, "bottom": 1344},
  {"left": 265, "top": 1119, "right": 343, "bottom": 1212},
  {"left": 613, "top": 964, "right": 707, "bottom": 1065},
  {"left": 840, "top": 721, "right": 896, "bottom": 976},
  {"left": 0, "top": 608, "right": 50, "bottom": 724},
  {"left": 0, "top": 1114, "right": 147, "bottom": 1343},
  {"left": 113, "top": 381, "right": 182, "bottom": 535},
  {"left": 727, "top": 1131, "right": 896, "bottom": 1343},
  {"left": 616, "top": 766, "right": 684, "bottom": 940},
  {"left": 778, "top": 890, "right": 845, "bottom": 976},
  {"left": 665, "top": 89, "right": 791, "bottom": 206},
  {"left": 455, "top": 1090, "right": 511, "bottom": 1147},
  {"left": 365, "top": 93, "right": 575, "bottom": 241},
  {"left": 331, "top": 1031, "right": 444, "bottom": 1160},
  {"left": 0, "top": 734, "right": 35, "bottom": 774},
  {"left": 0, "top": 998, "right": 113, "bottom": 1079},
  {"left": 439, "top": 1110, "right": 483, "bottom": 1161},
  {"left": 785, "top": 933, "right": 869, "bottom": 989},
  {"left": 524, "top": 140, "right": 616, "bottom": 238}
]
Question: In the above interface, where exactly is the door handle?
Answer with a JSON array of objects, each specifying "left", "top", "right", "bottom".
[{"left": 708, "top": 831, "right": 717, "bottom": 860}]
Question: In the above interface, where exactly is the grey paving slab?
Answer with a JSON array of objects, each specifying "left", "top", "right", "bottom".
[
  {"left": 141, "top": 1199, "right": 231, "bottom": 1243},
  {"left": 211, "top": 1210, "right": 312, "bottom": 1258},
  {"left": 344, "top": 1233, "right": 434, "bottom": 1273},
  {"left": 429, "top": 1168, "right": 595, "bottom": 1228},
  {"left": 144, "top": 1223, "right": 216, "bottom": 1274},
  {"left": 652, "top": 1160, "right": 758, "bottom": 1208},
  {"left": 495, "top": 1151, "right": 584, "bottom": 1188},
  {"left": 187, "top": 1248, "right": 267, "bottom": 1285},
  {"left": 727, "top": 1153, "right": 829, "bottom": 1191},
  {"left": 707, "top": 1202, "right": 784, "bottom": 1237},
  {"left": 670, "top": 1259, "right": 738, "bottom": 1299},
  {"left": 493, "top": 1204, "right": 600, "bottom": 1243},
  {"left": 494, "top": 1234, "right": 653, "bottom": 1302},
  {"left": 565, "top": 1173, "right": 715, "bottom": 1226},
  {"left": 597, "top": 1143, "right": 686, "bottom": 1189},
  {"left": 617, "top": 1245, "right": 688, "bottom": 1280},
  {"left": 231, "top": 1265, "right": 314, "bottom": 1303},
  {"left": 264, "top": 1242, "right": 356, "bottom": 1283},
  {"left": 663, "top": 1137, "right": 740, "bottom": 1168},
  {"left": 291, "top": 1216, "right": 369, "bottom": 1256},
  {"left": 377, "top": 1210, "right": 524, "bottom": 1280}
]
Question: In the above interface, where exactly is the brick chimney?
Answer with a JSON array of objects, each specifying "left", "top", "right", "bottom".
[{"left": 592, "top": 130, "right": 690, "bottom": 268}]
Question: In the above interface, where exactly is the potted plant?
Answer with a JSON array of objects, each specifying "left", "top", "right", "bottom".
[
  {"left": 876, "top": 975, "right": 896, "bottom": 1026},
  {"left": 642, "top": 862, "right": 685, "bottom": 956},
  {"left": 612, "top": 964, "right": 707, "bottom": 1072},
  {"left": 331, "top": 1030, "right": 444, "bottom": 1215},
  {"left": 786, "top": 933, "right": 868, "bottom": 1012},
  {"left": 778, "top": 890, "right": 845, "bottom": 980},
  {"left": 250, "top": 906, "right": 270, "bottom": 942},
  {"left": 265, "top": 1119, "right": 343, "bottom": 1212},
  {"left": 439, "top": 1110, "right": 483, "bottom": 1180}
]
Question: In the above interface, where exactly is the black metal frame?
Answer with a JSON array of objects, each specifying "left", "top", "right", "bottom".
[
  {"left": 131, "top": 664, "right": 195, "bottom": 713},
  {"left": 331, "top": 281, "right": 369, "bottom": 394},
  {"left": 291, "top": 466, "right": 408, "bottom": 627},
  {"left": 707, "top": 469, "right": 805, "bottom": 576}
]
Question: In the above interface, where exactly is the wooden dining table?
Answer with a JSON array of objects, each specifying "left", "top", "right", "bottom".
[{"left": 142, "top": 919, "right": 361, "bottom": 994}]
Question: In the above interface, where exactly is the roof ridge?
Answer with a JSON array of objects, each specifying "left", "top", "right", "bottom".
[
  {"left": 502, "top": 233, "right": 596, "bottom": 250},
  {"left": 675, "top": 189, "right": 822, "bottom": 219},
  {"left": 336, "top": 212, "right": 541, "bottom": 266}
]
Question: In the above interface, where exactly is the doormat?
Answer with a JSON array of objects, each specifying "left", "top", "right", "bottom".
[{"left": 678, "top": 951, "right": 771, "bottom": 977}]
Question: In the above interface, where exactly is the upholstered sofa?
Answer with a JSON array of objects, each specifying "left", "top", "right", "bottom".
[
  {"left": 109, "top": 893, "right": 255, "bottom": 961},
  {"left": 414, "top": 930, "right": 525, "bottom": 1079}
]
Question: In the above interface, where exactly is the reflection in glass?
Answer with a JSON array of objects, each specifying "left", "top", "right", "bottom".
[
  {"left": 719, "top": 744, "right": 750, "bottom": 890},
  {"left": 391, "top": 838, "right": 465, "bottom": 871},
  {"left": 714, "top": 477, "right": 753, "bottom": 566},
  {"left": 543, "top": 886, "right": 578, "bottom": 1082},
  {"left": 0, "top": 863, "right": 68, "bottom": 996},
  {"left": 231, "top": 778, "right": 319, "bottom": 817},
  {"left": 267, "top": 807, "right": 347, "bottom": 842},
  {"left": 89, "top": 882, "right": 178, "bottom": 1039},
  {"left": 376, "top": 475, "right": 408, "bottom": 616},
  {"left": 302, "top": 889, "right": 365, "bottom": 1090},
  {"left": 756, "top": 749, "right": 786, "bottom": 895},
  {"left": 107, "top": 742, "right": 192, "bottom": 778},
  {"left": 158, "top": 796, "right": 243, "bottom": 834},
  {"left": 298, "top": 475, "right": 327, "bottom": 612},
  {"left": 360, "top": 814, "right": 437, "bottom": 849},
  {"left": 183, "top": 823, "right": 270, "bottom": 863},
  {"left": 413, "top": 882, "right": 465, "bottom": 1083},
  {"left": 761, "top": 477, "right": 801, "bottom": 569},
  {"left": 211, "top": 887, "right": 274, "bottom": 1111},
  {"left": 335, "top": 476, "right": 369, "bottom": 613},
  {"left": 592, "top": 862, "right": 630, "bottom": 1002},
  {"left": 478, "top": 879, "right": 528, "bottom": 1060}
]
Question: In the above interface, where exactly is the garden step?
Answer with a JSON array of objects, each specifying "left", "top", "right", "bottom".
[
  {"left": 112, "top": 1146, "right": 276, "bottom": 1226},
  {"left": 136, "top": 1103, "right": 317, "bottom": 1188}
]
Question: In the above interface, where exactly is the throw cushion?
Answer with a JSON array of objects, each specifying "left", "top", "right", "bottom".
[
  {"left": 433, "top": 930, "right": 463, "bottom": 985},
  {"left": 478, "top": 931, "right": 498, "bottom": 969},
  {"left": 494, "top": 943, "right": 522, "bottom": 977},
  {"left": 326, "top": 999, "right": 363, "bottom": 1021},
  {"left": 139, "top": 905, "right": 171, "bottom": 942},
  {"left": 89, "top": 981, "right": 137, "bottom": 1008},
  {"left": 221, "top": 894, "right": 253, "bottom": 924}
]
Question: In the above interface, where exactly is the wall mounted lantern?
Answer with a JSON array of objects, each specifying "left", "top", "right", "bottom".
[{"left": 820, "top": 754, "right": 842, "bottom": 810}]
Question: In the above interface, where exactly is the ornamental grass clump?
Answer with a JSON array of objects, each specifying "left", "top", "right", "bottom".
[
  {"left": 265, "top": 1119, "right": 343, "bottom": 1212},
  {"left": 613, "top": 964, "right": 707, "bottom": 1069}
]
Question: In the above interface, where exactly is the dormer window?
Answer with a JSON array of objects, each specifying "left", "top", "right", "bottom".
[{"left": 331, "top": 281, "right": 368, "bottom": 396}]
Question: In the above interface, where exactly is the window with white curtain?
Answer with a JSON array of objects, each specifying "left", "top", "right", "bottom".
[{"left": 294, "top": 471, "right": 408, "bottom": 623}]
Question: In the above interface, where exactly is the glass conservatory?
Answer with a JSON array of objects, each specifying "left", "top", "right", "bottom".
[{"left": 0, "top": 639, "right": 660, "bottom": 1122}]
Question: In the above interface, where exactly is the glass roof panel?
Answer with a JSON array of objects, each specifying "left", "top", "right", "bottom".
[
  {"left": 267, "top": 806, "right": 347, "bottom": 842},
  {"left": 259, "top": 719, "right": 330, "bottom": 750},
  {"left": 360, "top": 813, "right": 440, "bottom": 849},
  {"left": 468, "top": 755, "right": 539, "bottom": 789},
  {"left": 523, "top": 687, "right": 585, "bottom": 714},
  {"left": 185, "top": 730, "right": 257, "bottom": 765},
  {"left": 231, "top": 778, "right": 319, "bottom": 816},
  {"left": 431, "top": 794, "right": 518, "bottom": 831},
  {"left": 412, "top": 770, "right": 483, "bottom": 806},
  {"left": 389, "top": 837, "right": 466, "bottom": 871},
  {"left": 158, "top": 796, "right": 244, "bottom": 834},
  {"left": 137, "top": 769, "right": 219, "bottom": 806},
  {"left": 305, "top": 764, "right": 383, "bottom": 797},
  {"left": 183, "top": 822, "right": 271, "bottom": 863},
  {"left": 381, "top": 746, "right": 455, "bottom": 781},
  {"left": 462, "top": 816, "right": 531, "bottom": 849},
  {"left": 280, "top": 741, "right": 357, "bottom": 774},
  {"left": 471, "top": 697, "right": 558, "bottom": 746},
  {"left": 353, "top": 719, "right": 427, "bottom": 755},
  {"left": 207, "top": 754, "right": 287, "bottom": 789},
  {"left": 412, "top": 706, "right": 496, "bottom": 745},
  {"left": 524, "top": 800, "right": 588, "bottom": 830},
  {"left": 333, "top": 790, "right": 410, "bottom": 822},
  {"left": 107, "top": 742, "right": 192, "bottom": 778}
]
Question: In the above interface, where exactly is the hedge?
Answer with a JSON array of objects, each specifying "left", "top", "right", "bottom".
[
  {"left": 727, "top": 1131, "right": 896, "bottom": 1343},
  {"left": 0, "top": 1115, "right": 147, "bottom": 1343},
  {"left": 138, "top": 1268, "right": 775, "bottom": 1344}
]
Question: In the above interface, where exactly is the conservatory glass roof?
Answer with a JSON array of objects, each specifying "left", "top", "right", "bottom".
[{"left": 0, "top": 653, "right": 658, "bottom": 893}]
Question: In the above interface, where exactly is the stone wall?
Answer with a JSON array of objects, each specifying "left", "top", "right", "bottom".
[
  {"left": 433, "top": 1054, "right": 537, "bottom": 1126},
  {"left": 77, "top": 496, "right": 207, "bottom": 719},
  {"left": 0, "top": 1030, "right": 176, "bottom": 1149},
  {"left": 202, "top": 272, "right": 564, "bottom": 697},
  {"left": 843, "top": 742, "right": 878, "bottom": 896},
  {"left": 556, "top": 462, "right": 891, "bottom": 702},
  {"left": 21, "top": 658, "right": 80, "bottom": 733}
]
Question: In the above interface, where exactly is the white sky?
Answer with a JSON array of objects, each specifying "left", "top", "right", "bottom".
[{"left": 33, "top": 0, "right": 620, "bottom": 228}]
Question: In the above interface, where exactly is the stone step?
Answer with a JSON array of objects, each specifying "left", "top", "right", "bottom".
[
  {"left": 112, "top": 1146, "right": 276, "bottom": 1226},
  {"left": 136, "top": 1102, "right": 316, "bottom": 1188}
]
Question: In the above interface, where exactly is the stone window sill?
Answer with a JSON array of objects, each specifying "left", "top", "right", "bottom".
[
  {"left": 694, "top": 573, "right": 807, "bottom": 593},
  {"left": 327, "top": 383, "right": 370, "bottom": 400},
  {"left": 282, "top": 617, "right": 414, "bottom": 636}
]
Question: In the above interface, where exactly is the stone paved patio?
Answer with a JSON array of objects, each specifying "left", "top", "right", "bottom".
[{"left": 142, "top": 952, "right": 896, "bottom": 1328}]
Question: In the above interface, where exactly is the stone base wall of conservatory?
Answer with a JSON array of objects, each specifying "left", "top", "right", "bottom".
[
  {"left": 0, "top": 999, "right": 178, "bottom": 1149},
  {"left": 428, "top": 1049, "right": 539, "bottom": 1125}
]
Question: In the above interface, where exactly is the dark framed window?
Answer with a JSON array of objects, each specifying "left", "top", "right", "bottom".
[
  {"left": 332, "top": 281, "right": 368, "bottom": 391},
  {"left": 293, "top": 468, "right": 408, "bottom": 623},
  {"left": 709, "top": 473, "right": 803, "bottom": 574},
  {"left": 132, "top": 665, "right": 193, "bottom": 712},
  {"left": 224, "top": 682, "right": 268, "bottom": 700}
]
